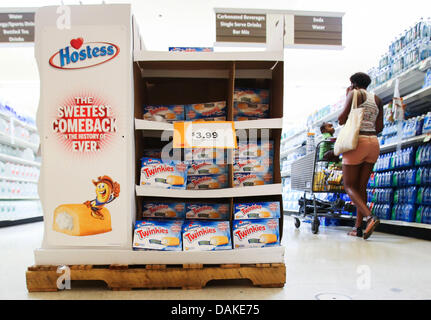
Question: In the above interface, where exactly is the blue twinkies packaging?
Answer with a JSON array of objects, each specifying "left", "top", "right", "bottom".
[
  {"left": 140, "top": 157, "right": 187, "bottom": 189},
  {"left": 143, "top": 105, "right": 185, "bottom": 123},
  {"left": 142, "top": 201, "right": 186, "bottom": 219},
  {"left": 235, "top": 140, "right": 274, "bottom": 159},
  {"left": 182, "top": 220, "right": 232, "bottom": 251},
  {"left": 185, "top": 101, "right": 226, "bottom": 120},
  {"left": 233, "top": 157, "right": 273, "bottom": 173},
  {"left": 185, "top": 203, "right": 230, "bottom": 220},
  {"left": 133, "top": 219, "right": 184, "bottom": 251},
  {"left": 233, "top": 219, "right": 280, "bottom": 249},
  {"left": 234, "top": 202, "right": 280, "bottom": 220}
]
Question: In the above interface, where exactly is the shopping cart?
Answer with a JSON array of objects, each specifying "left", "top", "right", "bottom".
[{"left": 289, "top": 139, "right": 355, "bottom": 234}]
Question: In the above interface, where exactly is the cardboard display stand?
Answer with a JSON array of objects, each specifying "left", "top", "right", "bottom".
[{"left": 28, "top": 3, "right": 286, "bottom": 290}]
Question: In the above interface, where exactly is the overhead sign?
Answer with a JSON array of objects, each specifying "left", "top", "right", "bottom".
[
  {"left": 294, "top": 15, "right": 342, "bottom": 46},
  {"left": 0, "top": 12, "right": 35, "bottom": 43},
  {"left": 216, "top": 13, "right": 266, "bottom": 43}
]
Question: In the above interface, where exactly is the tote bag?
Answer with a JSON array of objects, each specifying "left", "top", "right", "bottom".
[{"left": 334, "top": 89, "right": 364, "bottom": 156}]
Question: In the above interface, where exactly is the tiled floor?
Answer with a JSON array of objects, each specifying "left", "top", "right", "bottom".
[{"left": 1, "top": 217, "right": 431, "bottom": 300}]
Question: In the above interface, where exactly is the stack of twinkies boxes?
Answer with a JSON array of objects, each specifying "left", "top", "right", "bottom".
[
  {"left": 132, "top": 200, "right": 281, "bottom": 251},
  {"left": 233, "top": 88, "right": 270, "bottom": 121},
  {"left": 134, "top": 85, "right": 282, "bottom": 251},
  {"left": 143, "top": 101, "right": 227, "bottom": 123}
]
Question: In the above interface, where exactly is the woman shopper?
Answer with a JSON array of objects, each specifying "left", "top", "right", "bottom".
[{"left": 338, "top": 72, "right": 384, "bottom": 239}]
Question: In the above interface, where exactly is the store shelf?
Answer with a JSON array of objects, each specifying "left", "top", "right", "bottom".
[
  {"left": 0, "top": 216, "right": 43, "bottom": 228},
  {"left": 136, "top": 184, "right": 282, "bottom": 198},
  {"left": 0, "top": 131, "right": 39, "bottom": 153},
  {"left": 380, "top": 219, "right": 431, "bottom": 230},
  {"left": 403, "top": 85, "right": 431, "bottom": 114},
  {"left": 281, "top": 129, "right": 306, "bottom": 145},
  {"left": 134, "top": 50, "right": 283, "bottom": 62},
  {"left": 280, "top": 144, "right": 304, "bottom": 158},
  {"left": 135, "top": 118, "right": 283, "bottom": 131},
  {"left": 0, "top": 175, "right": 38, "bottom": 183},
  {"left": 34, "top": 246, "right": 285, "bottom": 265},
  {"left": 373, "top": 57, "right": 431, "bottom": 104},
  {"left": 0, "top": 111, "right": 38, "bottom": 132},
  {"left": 0, "top": 153, "right": 40, "bottom": 167},
  {"left": 311, "top": 108, "right": 342, "bottom": 128},
  {"left": 380, "top": 133, "right": 430, "bottom": 152},
  {"left": 0, "top": 196, "right": 39, "bottom": 200}
]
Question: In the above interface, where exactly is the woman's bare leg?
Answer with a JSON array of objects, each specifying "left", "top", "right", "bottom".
[
  {"left": 343, "top": 164, "right": 372, "bottom": 219},
  {"left": 357, "top": 162, "right": 375, "bottom": 226}
]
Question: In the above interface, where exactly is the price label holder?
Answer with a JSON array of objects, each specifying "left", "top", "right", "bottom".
[{"left": 173, "top": 121, "right": 237, "bottom": 149}]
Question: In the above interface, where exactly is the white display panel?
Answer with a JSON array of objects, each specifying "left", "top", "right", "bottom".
[{"left": 35, "top": 4, "right": 135, "bottom": 249}]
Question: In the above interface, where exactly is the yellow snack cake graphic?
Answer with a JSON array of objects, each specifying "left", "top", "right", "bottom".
[
  {"left": 259, "top": 233, "right": 277, "bottom": 244},
  {"left": 166, "top": 175, "right": 185, "bottom": 186},
  {"left": 259, "top": 211, "right": 272, "bottom": 218},
  {"left": 161, "top": 237, "right": 180, "bottom": 246},
  {"left": 53, "top": 175, "right": 120, "bottom": 237},
  {"left": 53, "top": 204, "right": 112, "bottom": 236},
  {"left": 210, "top": 235, "right": 229, "bottom": 246}
]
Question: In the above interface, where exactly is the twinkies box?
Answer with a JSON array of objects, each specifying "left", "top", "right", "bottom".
[
  {"left": 234, "top": 88, "right": 270, "bottom": 104},
  {"left": 140, "top": 158, "right": 187, "bottom": 189},
  {"left": 142, "top": 201, "right": 186, "bottom": 219},
  {"left": 234, "top": 202, "right": 280, "bottom": 219},
  {"left": 235, "top": 140, "right": 274, "bottom": 159},
  {"left": 143, "top": 105, "right": 185, "bottom": 123},
  {"left": 187, "top": 161, "right": 228, "bottom": 176},
  {"left": 234, "top": 88, "right": 270, "bottom": 119},
  {"left": 233, "top": 219, "right": 280, "bottom": 248},
  {"left": 187, "top": 174, "right": 228, "bottom": 190},
  {"left": 233, "top": 172, "right": 273, "bottom": 187},
  {"left": 184, "top": 148, "right": 226, "bottom": 161},
  {"left": 233, "top": 158, "right": 273, "bottom": 173},
  {"left": 133, "top": 219, "right": 184, "bottom": 251},
  {"left": 233, "top": 102, "right": 269, "bottom": 119},
  {"left": 185, "top": 101, "right": 226, "bottom": 120},
  {"left": 182, "top": 220, "right": 232, "bottom": 251},
  {"left": 185, "top": 203, "right": 230, "bottom": 220}
]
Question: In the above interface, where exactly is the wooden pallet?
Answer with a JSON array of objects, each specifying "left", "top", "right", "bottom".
[{"left": 26, "top": 263, "right": 286, "bottom": 292}]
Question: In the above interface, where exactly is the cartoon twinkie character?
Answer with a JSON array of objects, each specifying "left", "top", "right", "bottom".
[
  {"left": 84, "top": 176, "right": 120, "bottom": 219},
  {"left": 53, "top": 175, "right": 120, "bottom": 236}
]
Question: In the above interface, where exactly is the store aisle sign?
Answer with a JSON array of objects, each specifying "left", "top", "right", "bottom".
[
  {"left": 216, "top": 13, "right": 266, "bottom": 43},
  {"left": 173, "top": 121, "right": 237, "bottom": 149},
  {"left": 0, "top": 12, "right": 35, "bottom": 43},
  {"left": 49, "top": 38, "right": 120, "bottom": 70},
  {"left": 294, "top": 15, "right": 342, "bottom": 46}
]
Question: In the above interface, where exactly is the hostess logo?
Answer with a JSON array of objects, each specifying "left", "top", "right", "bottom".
[{"left": 49, "top": 37, "right": 119, "bottom": 70}]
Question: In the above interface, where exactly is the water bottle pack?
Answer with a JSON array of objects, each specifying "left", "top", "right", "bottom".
[
  {"left": 392, "top": 204, "right": 416, "bottom": 222},
  {"left": 374, "top": 147, "right": 415, "bottom": 171},
  {"left": 0, "top": 200, "right": 42, "bottom": 221},
  {"left": 392, "top": 169, "right": 417, "bottom": 187},
  {"left": 415, "top": 144, "right": 431, "bottom": 165},
  {"left": 416, "top": 206, "right": 431, "bottom": 224},
  {"left": 416, "top": 187, "right": 431, "bottom": 205},
  {"left": 370, "top": 203, "right": 392, "bottom": 220},
  {"left": 0, "top": 179, "right": 38, "bottom": 197},
  {"left": 394, "top": 186, "right": 417, "bottom": 204},
  {"left": 367, "top": 188, "right": 393, "bottom": 204}
]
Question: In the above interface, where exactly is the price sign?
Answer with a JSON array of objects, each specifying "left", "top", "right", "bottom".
[{"left": 173, "top": 121, "right": 237, "bottom": 149}]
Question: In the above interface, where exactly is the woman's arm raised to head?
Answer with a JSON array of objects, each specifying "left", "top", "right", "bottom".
[{"left": 338, "top": 90, "right": 354, "bottom": 125}]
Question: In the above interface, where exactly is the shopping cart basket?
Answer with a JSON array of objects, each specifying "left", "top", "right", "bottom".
[{"left": 289, "top": 139, "right": 355, "bottom": 234}]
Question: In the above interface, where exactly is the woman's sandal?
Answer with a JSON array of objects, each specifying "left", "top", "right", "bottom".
[
  {"left": 347, "top": 227, "right": 363, "bottom": 237},
  {"left": 363, "top": 216, "right": 380, "bottom": 240}
]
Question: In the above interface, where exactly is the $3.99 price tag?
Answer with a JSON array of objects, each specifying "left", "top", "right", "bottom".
[{"left": 173, "top": 121, "right": 237, "bottom": 149}]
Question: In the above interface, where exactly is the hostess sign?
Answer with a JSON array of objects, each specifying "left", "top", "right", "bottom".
[{"left": 49, "top": 37, "right": 119, "bottom": 69}]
